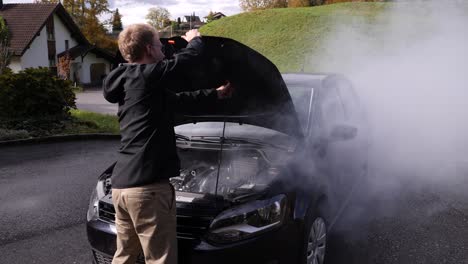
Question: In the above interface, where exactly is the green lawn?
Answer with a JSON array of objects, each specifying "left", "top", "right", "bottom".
[
  {"left": 67, "top": 109, "right": 119, "bottom": 134},
  {"left": 0, "top": 110, "right": 119, "bottom": 141},
  {"left": 200, "top": 2, "right": 466, "bottom": 72}
]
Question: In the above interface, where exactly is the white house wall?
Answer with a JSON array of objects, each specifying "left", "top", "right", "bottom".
[
  {"left": 8, "top": 12, "right": 113, "bottom": 85},
  {"left": 53, "top": 14, "right": 78, "bottom": 54},
  {"left": 20, "top": 26, "right": 49, "bottom": 69},
  {"left": 80, "top": 52, "right": 111, "bottom": 84},
  {"left": 9, "top": 56, "right": 22, "bottom": 73}
]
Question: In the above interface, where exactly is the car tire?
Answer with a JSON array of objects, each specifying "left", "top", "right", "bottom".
[{"left": 300, "top": 199, "right": 329, "bottom": 264}]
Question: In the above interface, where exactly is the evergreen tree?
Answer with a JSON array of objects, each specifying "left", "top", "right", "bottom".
[
  {"left": 112, "top": 8, "right": 123, "bottom": 33},
  {"left": 0, "top": 16, "right": 11, "bottom": 74}
]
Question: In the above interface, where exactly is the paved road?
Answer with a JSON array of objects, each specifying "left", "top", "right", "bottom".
[
  {"left": 1, "top": 140, "right": 467, "bottom": 263},
  {"left": 0, "top": 140, "right": 119, "bottom": 263},
  {"left": 76, "top": 89, "right": 117, "bottom": 115},
  {"left": 328, "top": 181, "right": 468, "bottom": 264}
]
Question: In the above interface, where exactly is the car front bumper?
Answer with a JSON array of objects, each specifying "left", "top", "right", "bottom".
[{"left": 87, "top": 218, "right": 301, "bottom": 264}]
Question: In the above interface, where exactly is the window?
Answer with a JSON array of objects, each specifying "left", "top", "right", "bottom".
[
  {"left": 46, "top": 18, "right": 55, "bottom": 41},
  {"left": 289, "top": 86, "right": 315, "bottom": 134},
  {"left": 49, "top": 58, "right": 56, "bottom": 67},
  {"left": 318, "top": 86, "right": 346, "bottom": 136},
  {"left": 65, "top": 40, "right": 69, "bottom": 50}
]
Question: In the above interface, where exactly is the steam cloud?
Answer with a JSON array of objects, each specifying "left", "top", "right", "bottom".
[{"left": 311, "top": 1, "right": 468, "bottom": 223}]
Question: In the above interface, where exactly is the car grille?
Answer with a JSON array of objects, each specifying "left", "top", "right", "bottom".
[
  {"left": 98, "top": 201, "right": 116, "bottom": 223},
  {"left": 176, "top": 214, "right": 213, "bottom": 240},
  {"left": 93, "top": 250, "right": 113, "bottom": 264},
  {"left": 93, "top": 250, "right": 145, "bottom": 264},
  {"left": 98, "top": 201, "right": 213, "bottom": 240}
]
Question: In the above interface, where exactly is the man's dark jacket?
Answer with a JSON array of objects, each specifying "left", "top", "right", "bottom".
[{"left": 103, "top": 37, "right": 217, "bottom": 189}]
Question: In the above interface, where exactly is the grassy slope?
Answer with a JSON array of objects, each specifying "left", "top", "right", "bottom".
[
  {"left": 200, "top": 3, "right": 386, "bottom": 72},
  {"left": 200, "top": 2, "right": 462, "bottom": 72}
]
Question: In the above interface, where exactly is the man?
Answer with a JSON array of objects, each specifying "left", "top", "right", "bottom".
[{"left": 103, "top": 24, "right": 232, "bottom": 264}]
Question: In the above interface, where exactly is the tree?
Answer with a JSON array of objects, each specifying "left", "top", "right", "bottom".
[
  {"left": 56, "top": 0, "right": 86, "bottom": 26},
  {"left": 146, "top": 7, "right": 171, "bottom": 30},
  {"left": 288, "top": 0, "right": 310, "bottom": 7},
  {"left": 65, "top": 0, "right": 116, "bottom": 51},
  {"left": 60, "top": 0, "right": 109, "bottom": 27},
  {"left": 0, "top": 16, "right": 9, "bottom": 48},
  {"left": 0, "top": 16, "right": 11, "bottom": 75},
  {"left": 205, "top": 11, "right": 216, "bottom": 23},
  {"left": 57, "top": 54, "right": 72, "bottom": 80},
  {"left": 310, "top": 0, "right": 325, "bottom": 5},
  {"left": 112, "top": 8, "right": 123, "bottom": 33},
  {"left": 81, "top": 8, "right": 117, "bottom": 51},
  {"left": 36, "top": 0, "right": 117, "bottom": 52},
  {"left": 239, "top": 0, "right": 288, "bottom": 11}
]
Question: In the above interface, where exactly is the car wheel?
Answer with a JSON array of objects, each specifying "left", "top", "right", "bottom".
[{"left": 301, "top": 201, "right": 329, "bottom": 264}]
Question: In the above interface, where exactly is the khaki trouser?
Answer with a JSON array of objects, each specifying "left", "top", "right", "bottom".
[{"left": 111, "top": 182, "right": 177, "bottom": 264}]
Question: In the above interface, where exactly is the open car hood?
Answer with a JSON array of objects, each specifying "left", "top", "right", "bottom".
[{"left": 164, "top": 36, "right": 303, "bottom": 139}]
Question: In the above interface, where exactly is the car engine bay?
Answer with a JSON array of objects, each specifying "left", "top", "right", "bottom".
[{"left": 171, "top": 148, "right": 280, "bottom": 200}]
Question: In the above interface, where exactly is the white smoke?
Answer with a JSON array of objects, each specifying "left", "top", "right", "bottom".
[{"left": 311, "top": 1, "right": 468, "bottom": 217}]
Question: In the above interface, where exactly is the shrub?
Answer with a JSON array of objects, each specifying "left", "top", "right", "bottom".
[
  {"left": 0, "top": 115, "right": 70, "bottom": 137},
  {"left": 288, "top": 0, "right": 310, "bottom": 7},
  {"left": 0, "top": 128, "right": 30, "bottom": 141},
  {"left": 0, "top": 67, "right": 76, "bottom": 119}
]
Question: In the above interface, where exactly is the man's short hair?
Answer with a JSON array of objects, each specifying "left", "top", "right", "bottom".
[{"left": 118, "top": 24, "right": 158, "bottom": 62}]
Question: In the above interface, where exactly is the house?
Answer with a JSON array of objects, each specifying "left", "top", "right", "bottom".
[
  {"left": 205, "top": 12, "right": 226, "bottom": 21},
  {"left": 0, "top": 1, "right": 116, "bottom": 85},
  {"left": 181, "top": 14, "right": 204, "bottom": 29}
]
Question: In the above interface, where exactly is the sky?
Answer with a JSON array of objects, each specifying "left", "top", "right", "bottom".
[{"left": 3, "top": 0, "right": 242, "bottom": 26}]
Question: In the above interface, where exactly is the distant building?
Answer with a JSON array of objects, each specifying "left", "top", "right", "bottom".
[
  {"left": 211, "top": 12, "right": 227, "bottom": 20},
  {"left": 159, "top": 13, "right": 207, "bottom": 38},
  {"left": 0, "top": 1, "right": 116, "bottom": 85},
  {"left": 181, "top": 14, "right": 205, "bottom": 29}
]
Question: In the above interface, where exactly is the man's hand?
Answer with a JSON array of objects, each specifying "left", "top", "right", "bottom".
[
  {"left": 216, "top": 81, "right": 233, "bottom": 99},
  {"left": 182, "top": 29, "right": 201, "bottom": 42}
]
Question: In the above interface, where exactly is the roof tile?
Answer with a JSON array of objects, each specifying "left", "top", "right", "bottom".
[{"left": 0, "top": 3, "right": 58, "bottom": 55}]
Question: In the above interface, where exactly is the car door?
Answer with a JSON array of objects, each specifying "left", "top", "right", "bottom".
[{"left": 309, "top": 75, "right": 367, "bottom": 211}]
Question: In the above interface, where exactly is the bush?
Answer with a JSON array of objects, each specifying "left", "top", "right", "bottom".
[
  {"left": 0, "top": 67, "right": 76, "bottom": 119},
  {"left": 0, "top": 128, "right": 30, "bottom": 141},
  {"left": 0, "top": 115, "right": 71, "bottom": 137},
  {"left": 288, "top": 0, "right": 310, "bottom": 7}
]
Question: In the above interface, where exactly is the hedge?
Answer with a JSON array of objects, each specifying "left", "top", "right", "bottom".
[{"left": 0, "top": 67, "right": 76, "bottom": 119}]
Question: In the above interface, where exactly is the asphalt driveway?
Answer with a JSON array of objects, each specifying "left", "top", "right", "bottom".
[
  {"left": 0, "top": 139, "right": 467, "bottom": 263},
  {"left": 0, "top": 139, "right": 119, "bottom": 263},
  {"left": 76, "top": 89, "right": 117, "bottom": 115}
]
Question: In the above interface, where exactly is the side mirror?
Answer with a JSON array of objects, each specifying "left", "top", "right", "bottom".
[{"left": 330, "top": 124, "right": 357, "bottom": 141}]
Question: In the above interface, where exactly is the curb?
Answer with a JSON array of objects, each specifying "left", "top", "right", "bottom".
[{"left": 0, "top": 134, "right": 120, "bottom": 147}]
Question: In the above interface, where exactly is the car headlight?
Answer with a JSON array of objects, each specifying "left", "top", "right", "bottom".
[
  {"left": 206, "top": 194, "right": 287, "bottom": 244},
  {"left": 86, "top": 179, "right": 106, "bottom": 221}
]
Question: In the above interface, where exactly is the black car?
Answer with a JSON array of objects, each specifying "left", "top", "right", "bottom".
[{"left": 87, "top": 37, "right": 368, "bottom": 264}]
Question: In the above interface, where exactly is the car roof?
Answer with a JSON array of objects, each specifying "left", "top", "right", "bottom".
[{"left": 282, "top": 73, "right": 338, "bottom": 88}]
